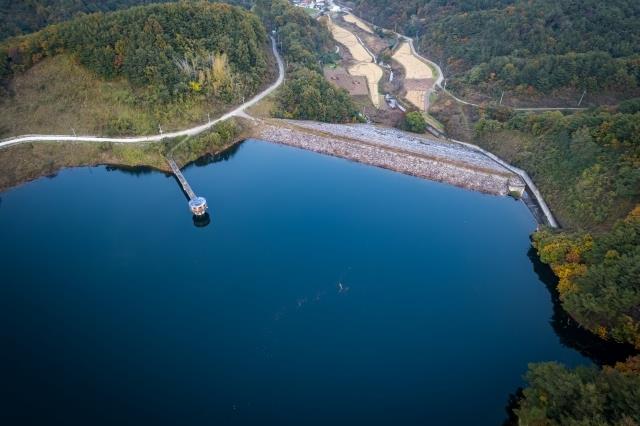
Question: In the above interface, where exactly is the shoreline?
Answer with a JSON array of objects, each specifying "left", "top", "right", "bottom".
[
  {"left": 252, "top": 120, "right": 521, "bottom": 196},
  {"left": 0, "top": 118, "right": 554, "bottom": 227}
]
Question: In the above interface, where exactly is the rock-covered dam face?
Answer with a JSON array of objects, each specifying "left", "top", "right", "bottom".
[{"left": 255, "top": 120, "right": 523, "bottom": 196}]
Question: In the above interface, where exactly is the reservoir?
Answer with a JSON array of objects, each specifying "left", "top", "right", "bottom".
[{"left": 0, "top": 140, "right": 592, "bottom": 425}]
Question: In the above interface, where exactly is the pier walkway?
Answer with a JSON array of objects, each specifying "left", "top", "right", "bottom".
[
  {"left": 168, "top": 158, "right": 196, "bottom": 200},
  {"left": 167, "top": 158, "right": 207, "bottom": 216}
]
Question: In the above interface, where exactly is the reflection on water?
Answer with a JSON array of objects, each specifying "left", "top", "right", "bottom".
[
  {"left": 105, "top": 164, "right": 156, "bottom": 177},
  {"left": 184, "top": 142, "right": 243, "bottom": 170},
  {"left": 527, "top": 247, "right": 636, "bottom": 366},
  {"left": 501, "top": 248, "right": 636, "bottom": 425},
  {"left": 502, "top": 388, "right": 524, "bottom": 426},
  {"left": 1, "top": 140, "right": 622, "bottom": 425},
  {"left": 192, "top": 212, "right": 211, "bottom": 228}
]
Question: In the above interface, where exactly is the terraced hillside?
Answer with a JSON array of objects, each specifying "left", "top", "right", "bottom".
[{"left": 352, "top": 0, "right": 640, "bottom": 106}]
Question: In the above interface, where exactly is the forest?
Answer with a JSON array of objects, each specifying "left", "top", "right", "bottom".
[
  {"left": 254, "top": 0, "right": 360, "bottom": 122},
  {"left": 0, "top": 2, "right": 274, "bottom": 137},
  {"left": 1, "top": 3, "right": 268, "bottom": 105},
  {"left": 0, "top": 0, "right": 358, "bottom": 123},
  {"left": 0, "top": 0, "right": 254, "bottom": 40},
  {"left": 475, "top": 104, "right": 640, "bottom": 346},
  {"left": 474, "top": 103, "right": 640, "bottom": 423},
  {"left": 515, "top": 358, "right": 640, "bottom": 424},
  {"left": 352, "top": 0, "right": 640, "bottom": 101}
]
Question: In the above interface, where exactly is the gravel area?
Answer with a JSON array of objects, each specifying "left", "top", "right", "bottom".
[
  {"left": 255, "top": 121, "right": 520, "bottom": 195},
  {"left": 284, "top": 121, "right": 508, "bottom": 174}
]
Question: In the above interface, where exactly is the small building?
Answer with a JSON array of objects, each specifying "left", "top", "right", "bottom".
[
  {"left": 508, "top": 179, "right": 527, "bottom": 198},
  {"left": 189, "top": 196, "right": 208, "bottom": 216}
]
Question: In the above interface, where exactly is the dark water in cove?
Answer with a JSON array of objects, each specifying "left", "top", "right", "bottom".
[{"left": 0, "top": 140, "right": 599, "bottom": 425}]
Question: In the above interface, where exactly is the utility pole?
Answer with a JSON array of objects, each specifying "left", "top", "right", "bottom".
[
  {"left": 71, "top": 127, "right": 76, "bottom": 136},
  {"left": 499, "top": 90, "right": 504, "bottom": 106},
  {"left": 443, "top": 79, "right": 447, "bottom": 92},
  {"left": 207, "top": 113, "right": 211, "bottom": 123},
  {"left": 578, "top": 89, "right": 586, "bottom": 107},
  {"left": 158, "top": 124, "right": 163, "bottom": 135}
]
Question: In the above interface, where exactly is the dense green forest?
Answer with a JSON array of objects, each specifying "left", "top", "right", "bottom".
[
  {"left": 515, "top": 357, "right": 640, "bottom": 424},
  {"left": 0, "top": 0, "right": 253, "bottom": 40},
  {"left": 0, "top": 0, "right": 359, "bottom": 124},
  {"left": 533, "top": 208, "right": 639, "bottom": 348},
  {"left": 352, "top": 0, "right": 640, "bottom": 102},
  {"left": 475, "top": 106, "right": 640, "bottom": 229},
  {"left": 1, "top": 3, "right": 268, "bottom": 103},
  {"left": 474, "top": 103, "right": 640, "bottom": 422},
  {"left": 475, "top": 105, "right": 640, "bottom": 347},
  {"left": 254, "top": 0, "right": 360, "bottom": 122}
]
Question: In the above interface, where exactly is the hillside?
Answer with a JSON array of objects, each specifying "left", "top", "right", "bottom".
[
  {"left": 348, "top": 1, "right": 640, "bottom": 419},
  {"left": 254, "top": 0, "right": 360, "bottom": 122},
  {"left": 471, "top": 103, "right": 640, "bottom": 424},
  {"left": 351, "top": 0, "right": 640, "bottom": 106},
  {"left": 0, "top": 0, "right": 253, "bottom": 40},
  {"left": 0, "top": 2, "right": 271, "bottom": 136}
]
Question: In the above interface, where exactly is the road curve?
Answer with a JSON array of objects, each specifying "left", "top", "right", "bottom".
[
  {"left": 0, "top": 36, "right": 285, "bottom": 150},
  {"left": 341, "top": 8, "right": 588, "bottom": 112}
]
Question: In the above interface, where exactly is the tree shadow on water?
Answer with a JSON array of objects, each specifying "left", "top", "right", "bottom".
[
  {"left": 183, "top": 141, "right": 243, "bottom": 170},
  {"left": 501, "top": 247, "right": 637, "bottom": 425},
  {"left": 105, "top": 164, "right": 155, "bottom": 176},
  {"left": 192, "top": 212, "right": 211, "bottom": 228},
  {"left": 526, "top": 246, "right": 636, "bottom": 367}
]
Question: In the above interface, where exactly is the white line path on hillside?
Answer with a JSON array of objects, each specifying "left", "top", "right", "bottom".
[{"left": 0, "top": 36, "right": 284, "bottom": 149}]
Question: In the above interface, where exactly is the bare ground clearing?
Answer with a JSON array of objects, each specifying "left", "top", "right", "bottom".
[
  {"left": 349, "top": 63, "right": 383, "bottom": 107},
  {"left": 393, "top": 42, "right": 433, "bottom": 80},
  {"left": 391, "top": 42, "right": 436, "bottom": 111},
  {"left": 324, "top": 68, "right": 369, "bottom": 96},
  {"left": 328, "top": 20, "right": 373, "bottom": 62},
  {"left": 343, "top": 13, "right": 374, "bottom": 34},
  {"left": 327, "top": 19, "right": 383, "bottom": 108}
]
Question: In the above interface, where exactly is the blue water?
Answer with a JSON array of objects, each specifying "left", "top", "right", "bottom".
[{"left": 0, "top": 140, "right": 589, "bottom": 425}]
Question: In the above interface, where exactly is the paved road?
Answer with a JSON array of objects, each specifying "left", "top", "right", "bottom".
[
  {"left": 0, "top": 36, "right": 284, "bottom": 150},
  {"left": 340, "top": 7, "right": 588, "bottom": 112},
  {"left": 440, "top": 87, "right": 586, "bottom": 112}
]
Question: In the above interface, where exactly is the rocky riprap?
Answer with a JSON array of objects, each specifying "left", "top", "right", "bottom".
[{"left": 255, "top": 120, "right": 522, "bottom": 196}]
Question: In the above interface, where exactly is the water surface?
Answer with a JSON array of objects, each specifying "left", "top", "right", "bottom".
[{"left": 0, "top": 140, "right": 589, "bottom": 425}]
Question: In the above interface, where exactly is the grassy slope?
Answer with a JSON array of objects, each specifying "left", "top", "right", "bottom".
[
  {"left": 0, "top": 117, "right": 253, "bottom": 192},
  {"left": 0, "top": 53, "right": 275, "bottom": 138}
]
